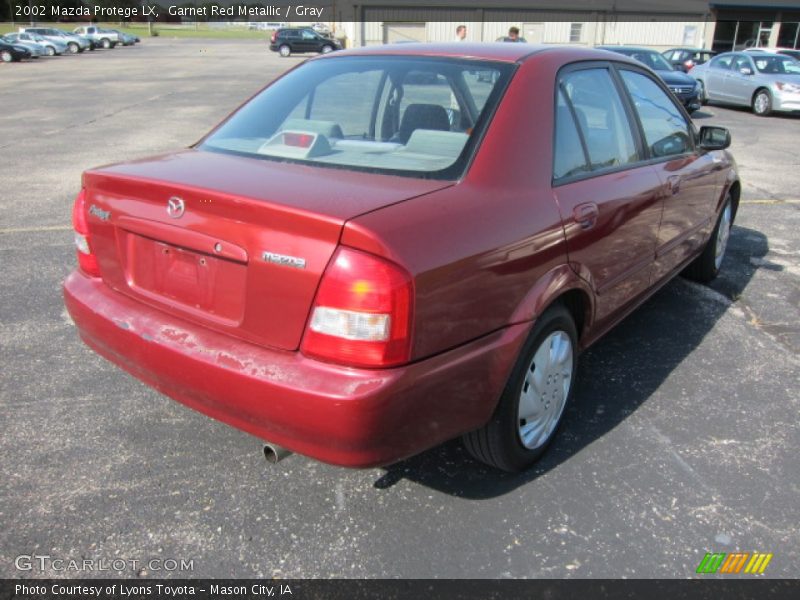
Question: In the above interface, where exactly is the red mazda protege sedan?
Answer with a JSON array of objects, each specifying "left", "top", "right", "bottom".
[{"left": 64, "top": 44, "right": 740, "bottom": 471}]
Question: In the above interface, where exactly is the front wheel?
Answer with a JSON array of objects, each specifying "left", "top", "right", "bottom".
[
  {"left": 752, "top": 89, "right": 772, "bottom": 116},
  {"left": 463, "top": 304, "right": 577, "bottom": 472},
  {"left": 321, "top": 44, "right": 334, "bottom": 54},
  {"left": 68, "top": 42, "right": 79, "bottom": 54},
  {"left": 46, "top": 46, "right": 56, "bottom": 56},
  {"left": 1, "top": 50, "right": 13, "bottom": 63},
  {"left": 278, "top": 44, "right": 291, "bottom": 57},
  {"left": 683, "top": 194, "right": 733, "bottom": 283}
]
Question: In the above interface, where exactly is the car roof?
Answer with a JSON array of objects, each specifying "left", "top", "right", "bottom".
[
  {"left": 318, "top": 43, "right": 642, "bottom": 65},
  {"left": 666, "top": 47, "right": 714, "bottom": 52},
  {"left": 597, "top": 45, "right": 659, "bottom": 53}
]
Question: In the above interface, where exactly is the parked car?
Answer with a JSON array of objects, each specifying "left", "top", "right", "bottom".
[
  {"left": 1, "top": 34, "right": 45, "bottom": 58},
  {"left": 0, "top": 40, "right": 32, "bottom": 62},
  {"left": 269, "top": 27, "right": 341, "bottom": 56},
  {"left": 777, "top": 48, "right": 800, "bottom": 60},
  {"left": 64, "top": 44, "right": 739, "bottom": 472},
  {"left": 9, "top": 31, "right": 68, "bottom": 56},
  {"left": 107, "top": 29, "right": 137, "bottom": 46},
  {"left": 73, "top": 26, "right": 119, "bottom": 49},
  {"left": 598, "top": 46, "right": 702, "bottom": 112},
  {"left": 662, "top": 47, "right": 716, "bottom": 72},
  {"left": 21, "top": 27, "right": 91, "bottom": 54},
  {"left": 689, "top": 51, "right": 800, "bottom": 115},
  {"left": 311, "top": 22, "right": 331, "bottom": 35}
]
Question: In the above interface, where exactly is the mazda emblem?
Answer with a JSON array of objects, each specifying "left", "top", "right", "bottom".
[{"left": 167, "top": 196, "right": 185, "bottom": 219}]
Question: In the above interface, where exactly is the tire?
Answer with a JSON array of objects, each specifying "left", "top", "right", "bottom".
[
  {"left": 68, "top": 42, "right": 79, "bottom": 54},
  {"left": 279, "top": 44, "right": 291, "bottom": 57},
  {"left": 697, "top": 80, "right": 708, "bottom": 106},
  {"left": 1, "top": 50, "right": 13, "bottom": 63},
  {"left": 682, "top": 194, "right": 734, "bottom": 283},
  {"left": 463, "top": 304, "right": 578, "bottom": 472},
  {"left": 321, "top": 44, "right": 334, "bottom": 54},
  {"left": 46, "top": 46, "right": 56, "bottom": 57},
  {"left": 752, "top": 89, "right": 772, "bottom": 116},
  {"left": 101, "top": 38, "right": 111, "bottom": 49}
]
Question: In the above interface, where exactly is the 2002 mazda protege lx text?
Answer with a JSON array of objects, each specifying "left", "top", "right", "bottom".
[{"left": 63, "top": 44, "right": 740, "bottom": 472}]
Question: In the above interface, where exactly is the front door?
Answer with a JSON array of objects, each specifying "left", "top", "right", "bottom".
[{"left": 617, "top": 68, "right": 721, "bottom": 281}]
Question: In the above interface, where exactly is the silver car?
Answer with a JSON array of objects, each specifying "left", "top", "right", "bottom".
[
  {"left": 21, "top": 27, "right": 91, "bottom": 54},
  {"left": 5, "top": 32, "right": 66, "bottom": 56},
  {"left": 690, "top": 51, "right": 800, "bottom": 116}
]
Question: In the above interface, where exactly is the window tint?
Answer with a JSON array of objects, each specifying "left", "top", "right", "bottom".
[
  {"left": 553, "top": 90, "right": 590, "bottom": 180},
  {"left": 710, "top": 55, "right": 734, "bottom": 69},
  {"left": 301, "top": 30, "right": 316, "bottom": 40},
  {"left": 619, "top": 70, "right": 693, "bottom": 158},
  {"left": 560, "top": 68, "right": 640, "bottom": 171},
  {"left": 307, "top": 70, "right": 385, "bottom": 138}
]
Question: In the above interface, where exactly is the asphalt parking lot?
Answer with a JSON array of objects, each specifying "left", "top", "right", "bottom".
[{"left": 1, "top": 38, "right": 798, "bottom": 578}]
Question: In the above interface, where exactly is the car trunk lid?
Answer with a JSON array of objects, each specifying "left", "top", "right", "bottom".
[{"left": 82, "top": 149, "right": 451, "bottom": 351}]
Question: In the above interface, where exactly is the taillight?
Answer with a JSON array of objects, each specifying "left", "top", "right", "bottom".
[
  {"left": 684, "top": 60, "right": 695, "bottom": 70},
  {"left": 270, "top": 31, "right": 277, "bottom": 43},
  {"left": 301, "top": 247, "right": 413, "bottom": 368},
  {"left": 72, "top": 188, "right": 100, "bottom": 277}
]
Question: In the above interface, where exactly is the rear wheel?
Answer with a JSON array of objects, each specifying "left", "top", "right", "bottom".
[
  {"left": 68, "top": 41, "right": 79, "bottom": 54},
  {"left": 752, "top": 89, "right": 772, "bottom": 116},
  {"left": 463, "top": 304, "right": 577, "bottom": 472},
  {"left": 46, "top": 45, "right": 56, "bottom": 56},
  {"left": 101, "top": 38, "right": 111, "bottom": 49},
  {"left": 279, "top": 44, "right": 291, "bottom": 57},
  {"left": 1, "top": 50, "right": 13, "bottom": 63},
  {"left": 697, "top": 80, "right": 708, "bottom": 105},
  {"left": 683, "top": 194, "right": 733, "bottom": 283}
]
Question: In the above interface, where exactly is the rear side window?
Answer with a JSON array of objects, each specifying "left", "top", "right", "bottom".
[
  {"left": 710, "top": 55, "right": 733, "bottom": 70},
  {"left": 619, "top": 70, "right": 693, "bottom": 158},
  {"left": 559, "top": 68, "right": 640, "bottom": 172}
]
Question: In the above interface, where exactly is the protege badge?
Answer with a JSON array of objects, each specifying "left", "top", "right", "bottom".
[
  {"left": 88, "top": 204, "right": 110, "bottom": 221},
  {"left": 262, "top": 251, "right": 306, "bottom": 269}
]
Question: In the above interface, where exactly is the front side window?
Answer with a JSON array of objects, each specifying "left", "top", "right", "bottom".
[
  {"left": 619, "top": 70, "right": 693, "bottom": 159},
  {"left": 732, "top": 55, "right": 753, "bottom": 73},
  {"left": 559, "top": 68, "right": 640, "bottom": 172},
  {"left": 201, "top": 56, "right": 513, "bottom": 179}
]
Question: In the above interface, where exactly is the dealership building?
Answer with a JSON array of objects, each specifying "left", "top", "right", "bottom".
[{"left": 333, "top": 0, "right": 800, "bottom": 51}]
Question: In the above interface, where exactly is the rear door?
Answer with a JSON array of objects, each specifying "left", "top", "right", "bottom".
[
  {"left": 728, "top": 54, "right": 758, "bottom": 105},
  {"left": 617, "top": 67, "right": 721, "bottom": 281},
  {"left": 553, "top": 64, "right": 663, "bottom": 326},
  {"left": 706, "top": 54, "right": 734, "bottom": 100}
]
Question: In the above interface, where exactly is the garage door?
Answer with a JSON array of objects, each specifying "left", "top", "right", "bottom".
[{"left": 384, "top": 22, "right": 427, "bottom": 44}]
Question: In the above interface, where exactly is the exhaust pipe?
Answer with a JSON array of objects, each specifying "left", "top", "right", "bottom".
[{"left": 263, "top": 443, "right": 292, "bottom": 464}]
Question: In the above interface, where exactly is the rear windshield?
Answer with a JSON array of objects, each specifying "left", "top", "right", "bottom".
[{"left": 200, "top": 56, "right": 514, "bottom": 179}]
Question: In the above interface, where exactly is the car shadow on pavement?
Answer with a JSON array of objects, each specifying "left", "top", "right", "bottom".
[{"left": 372, "top": 224, "right": 769, "bottom": 498}]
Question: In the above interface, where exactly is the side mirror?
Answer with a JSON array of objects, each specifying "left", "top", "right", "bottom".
[
  {"left": 739, "top": 66, "right": 754, "bottom": 75},
  {"left": 698, "top": 125, "right": 731, "bottom": 151}
]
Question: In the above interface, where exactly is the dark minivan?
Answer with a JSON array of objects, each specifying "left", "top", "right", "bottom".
[{"left": 269, "top": 28, "right": 341, "bottom": 57}]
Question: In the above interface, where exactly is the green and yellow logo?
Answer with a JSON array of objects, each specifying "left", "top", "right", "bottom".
[{"left": 696, "top": 552, "right": 773, "bottom": 574}]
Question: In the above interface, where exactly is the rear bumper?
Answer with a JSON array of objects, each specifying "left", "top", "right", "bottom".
[{"left": 64, "top": 271, "right": 528, "bottom": 468}]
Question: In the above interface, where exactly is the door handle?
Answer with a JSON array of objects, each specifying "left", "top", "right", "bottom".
[
  {"left": 573, "top": 202, "right": 599, "bottom": 230},
  {"left": 667, "top": 175, "right": 682, "bottom": 195}
]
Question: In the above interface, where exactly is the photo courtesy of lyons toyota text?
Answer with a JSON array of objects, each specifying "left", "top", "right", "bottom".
[{"left": 1, "top": 0, "right": 798, "bottom": 593}]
